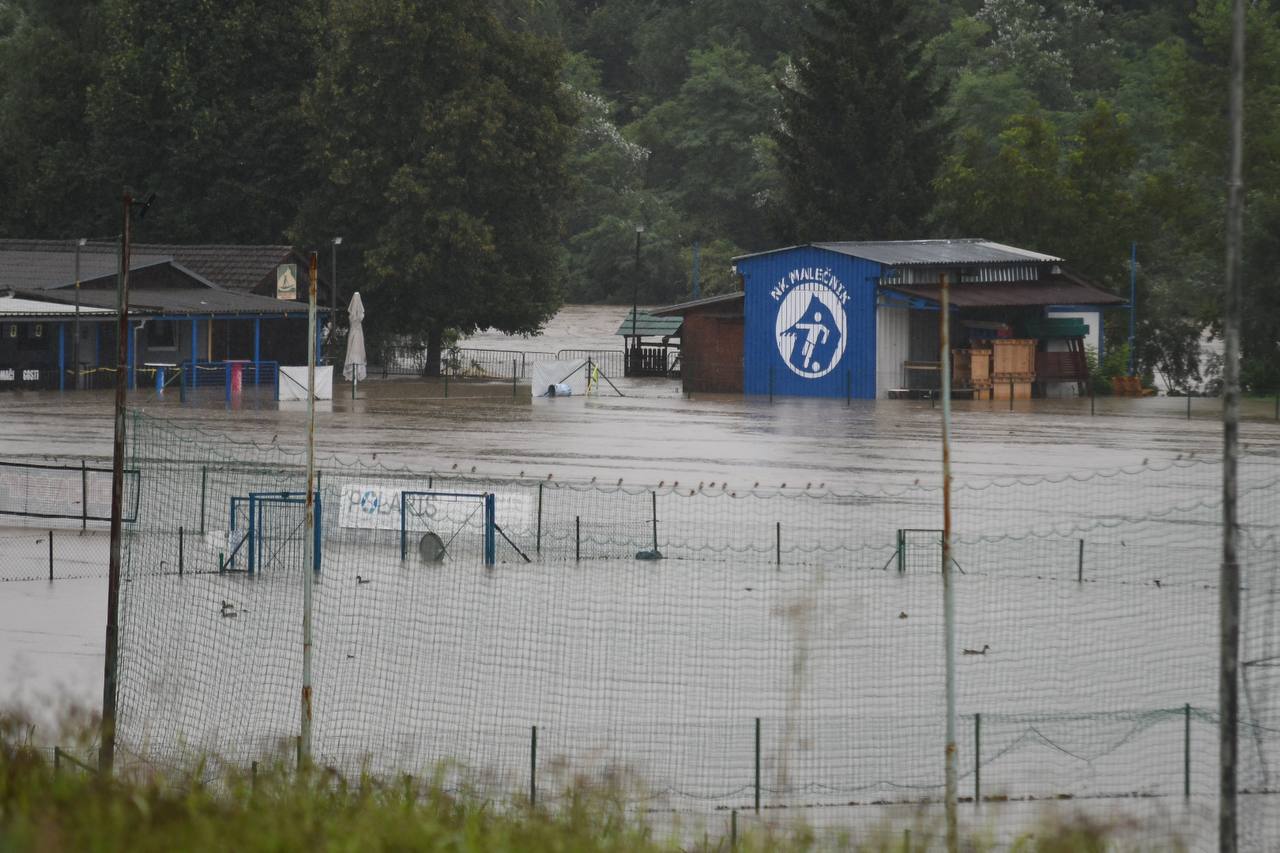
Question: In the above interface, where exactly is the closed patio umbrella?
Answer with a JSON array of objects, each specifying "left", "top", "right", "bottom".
[{"left": 343, "top": 292, "right": 366, "bottom": 395}]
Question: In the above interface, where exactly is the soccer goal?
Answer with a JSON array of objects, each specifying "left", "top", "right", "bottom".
[
  {"left": 228, "top": 491, "right": 322, "bottom": 575},
  {"left": 399, "top": 491, "right": 495, "bottom": 566}
]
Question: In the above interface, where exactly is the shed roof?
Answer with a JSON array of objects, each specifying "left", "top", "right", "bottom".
[
  {"left": 883, "top": 274, "right": 1124, "bottom": 308},
  {"left": 650, "top": 292, "right": 744, "bottom": 317},
  {"left": 615, "top": 309, "right": 683, "bottom": 337},
  {"left": 736, "top": 239, "right": 1062, "bottom": 267}
]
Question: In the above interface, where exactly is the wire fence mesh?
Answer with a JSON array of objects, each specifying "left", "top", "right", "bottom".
[{"left": 4, "top": 410, "right": 1280, "bottom": 834}]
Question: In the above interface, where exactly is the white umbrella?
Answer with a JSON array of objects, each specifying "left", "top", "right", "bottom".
[{"left": 343, "top": 291, "right": 367, "bottom": 386}]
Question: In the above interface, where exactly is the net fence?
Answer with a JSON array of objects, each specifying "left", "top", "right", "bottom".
[{"left": 8, "top": 411, "right": 1279, "bottom": 832}]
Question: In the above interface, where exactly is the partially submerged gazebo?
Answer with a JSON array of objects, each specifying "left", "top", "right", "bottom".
[{"left": 616, "top": 309, "right": 681, "bottom": 377}]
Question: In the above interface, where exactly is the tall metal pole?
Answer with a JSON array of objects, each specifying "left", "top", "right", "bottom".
[
  {"left": 100, "top": 193, "right": 131, "bottom": 775},
  {"left": 1220, "top": 0, "right": 1245, "bottom": 848},
  {"left": 330, "top": 237, "right": 341, "bottom": 362},
  {"left": 301, "top": 252, "right": 318, "bottom": 766},
  {"left": 1128, "top": 242, "right": 1137, "bottom": 376},
  {"left": 73, "top": 239, "right": 84, "bottom": 389},
  {"left": 632, "top": 225, "right": 643, "bottom": 373},
  {"left": 940, "top": 272, "right": 958, "bottom": 852}
]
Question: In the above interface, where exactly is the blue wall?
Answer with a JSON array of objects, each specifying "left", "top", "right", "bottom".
[{"left": 738, "top": 246, "right": 882, "bottom": 398}]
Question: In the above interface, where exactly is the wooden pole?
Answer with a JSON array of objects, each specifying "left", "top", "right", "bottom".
[
  {"left": 940, "top": 272, "right": 958, "bottom": 852},
  {"left": 301, "top": 252, "right": 318, "bottom": 765}
]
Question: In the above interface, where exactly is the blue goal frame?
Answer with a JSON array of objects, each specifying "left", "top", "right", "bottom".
[
  {"left": 228, "top": 490, "right": 322, "bottom": 575},
  {"left": 400, "top": 490, "right": 495, "bottom": 566}
]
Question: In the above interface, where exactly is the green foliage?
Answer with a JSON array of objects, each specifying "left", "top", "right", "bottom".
[
  {"left": 775, "top": 0, "right": 948, "bottom": 241},
  {"left": 293, "top": 0, "right": 576, "bottom": 355}
]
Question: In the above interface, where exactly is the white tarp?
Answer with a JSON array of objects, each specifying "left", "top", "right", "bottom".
[
  {"left": 343, "top": 292, "right": 367, "bottom": 383},
  {"left": 531, "top": 358, "right": 590, "bottom": 397},
  {"left": 279, "top": 365, "right": 333, "bottom": 400}
]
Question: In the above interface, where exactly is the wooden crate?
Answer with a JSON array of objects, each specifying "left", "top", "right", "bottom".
[
  {"left": 969, "top": 349, "right": 992, "bottom": 384},
  {"left": 992, "top": 380, "right": 1033, "bottom": 400},
  {"left": 951, "top": 349, "right": 971, "bottom": 385},
  {"left": 991, "top": 339, "right": 1037, "bottom": 377}
]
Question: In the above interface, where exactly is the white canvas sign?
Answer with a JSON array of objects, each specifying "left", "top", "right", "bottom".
[{"left": 337, "top": 483, "right": 531, "bottom": 532}]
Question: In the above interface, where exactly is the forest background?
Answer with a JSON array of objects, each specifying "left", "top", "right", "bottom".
[{"left": 1, "top": 0, "right": 1277, "bottom": 390}]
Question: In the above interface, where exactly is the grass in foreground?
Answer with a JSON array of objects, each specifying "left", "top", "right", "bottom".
[{"left": 1, "top": 714, "right": 1184, "bottom": 852}]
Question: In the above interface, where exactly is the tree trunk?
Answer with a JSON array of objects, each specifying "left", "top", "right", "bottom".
[{"left": 424, "top": 327, "right": 443, "bottom": 377}]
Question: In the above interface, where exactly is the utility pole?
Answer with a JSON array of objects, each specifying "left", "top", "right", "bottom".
[
  {"left": 940, "top": 272, "right": 958, "bottom": 853},
  {"left": 1220, "top": 0, "right": 1245, "bottom": 849},
  {"left": 301, "top": 252, "right": 318, "bottom": 766},
  {"left": 631, "top": 225, "right": 644, "bottom": 375},
  {"left": 331, "top": 237, "right": 342, "bottom": 362}
]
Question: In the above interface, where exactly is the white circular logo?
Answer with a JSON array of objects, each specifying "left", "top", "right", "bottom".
[{"left": 774, "top": 283, "right": 847, "bottom": 378}]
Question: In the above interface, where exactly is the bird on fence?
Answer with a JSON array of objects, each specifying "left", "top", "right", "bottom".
[
  {"left": 356, "top": 575, "right": 371, "bottom": 585},
  {"left": 899, "top": 611, "right": 908, "bottom": 620},
  {"left": 1153, "top": 579, "right": 1162, "bottom": 588},
  {"left": 220, "top": 600, "right": 237, "bottom": 618},
  {"left": 962, "top": 645, "right": 990, "bottom": 656}
]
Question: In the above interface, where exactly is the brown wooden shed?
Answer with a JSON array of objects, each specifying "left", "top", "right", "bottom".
[{"left": 651, "top": 292, "right": 744, "bottom": 394}]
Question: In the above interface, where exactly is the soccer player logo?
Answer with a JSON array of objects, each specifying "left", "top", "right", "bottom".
[{"left": 775, "top": 284, "right": 846, "bottom": 379}]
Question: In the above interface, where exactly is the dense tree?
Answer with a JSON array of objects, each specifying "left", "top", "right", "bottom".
[
  {"left": 775, "top": 0, "right": 948, "bottom": 241},
  {"left": 294, "top": 0, "right": 576, "bottom": 371},
  {"left": 86, "top": 0, "right": 320, "bottom": 242},
  {"left": 0, "top": 0, "right": 105, "bottom": 237}
]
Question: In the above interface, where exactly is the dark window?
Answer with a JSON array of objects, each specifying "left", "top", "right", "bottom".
[{"left": 149, "top": 319, "right": 176, "bottom": 349}]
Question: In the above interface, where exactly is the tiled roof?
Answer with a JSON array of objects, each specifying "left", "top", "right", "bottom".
[
  {"left": 24, "top": 287, "right": 314, "bottom": 317},
  {"left": 736, "top": 239, "right": 1063, "bottom": 266},
  {"left": 0, "top": 239, "right": 322, "bottom": 295}
]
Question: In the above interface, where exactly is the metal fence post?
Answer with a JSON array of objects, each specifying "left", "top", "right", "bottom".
[
  {"left": 81, "top": 460, "right": 88, "bottom": 530},
  {"left": 48, "top": 530, "right": 53, "bottom": 581},
  {"left": 199, "top": 465, "right": 207, "bottom": 535},
  {"left": 651, "top": 491, "right": 658, "bottom": 552},
  {"left": 178, "top": 526, "right": 184, "bottom": 576},
  {"left": 575, "top": 516, "right": 580, "bottom": 563},
  {"left": 1187, "top": 394, "right": 1192, "bottom": 420},
  {"left": 1185, "top": 703, "right": 1192, "bottom": 799},
  {"left": 530, "top": 725, "right": 538, "bottom": 806},
  {"left": 1078, "top": 539, "right": 1084, "bottom": 583},
  {"left": 512, "top": 359, "right": 517, "bottom": 399},
  {"left": 974, "top": 713, "right": 981, "bottom": 806},
  {"left": 775, "top": 522, "right": 781, "bottom": 569},
  {"left": 754, "top": 717, "right": 761, "bottom": 813},
  {"left": 536, "top": 483, "right": 543, "bottom": 554}
]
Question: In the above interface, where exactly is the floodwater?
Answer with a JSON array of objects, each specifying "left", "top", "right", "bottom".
[{"left": 2, "top": 304, "right": 1279, "bottom": 850}]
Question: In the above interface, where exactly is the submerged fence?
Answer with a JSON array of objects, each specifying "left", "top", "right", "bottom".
[{"left": 5, "top": 412, "right": 1280, "bottom": 837}]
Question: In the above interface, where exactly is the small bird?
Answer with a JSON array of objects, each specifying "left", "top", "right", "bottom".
[
  {"left": 469, "top": 466, "right": 476, "bottom": 473},
  {"left": 1153, "top": 579, "right": 1162, "bottom": 588},
  {"left": 899, "top": 611, "right": 908, "bottom": 620},
  {"left": 753, "top": 482, "right": 759, "bottom": 488},
  {"left": 780, "top": 483, "right": 786, "bottom": 489},
  {"left": 744, "top": 587, "right": 754, "bottom": 592},
  {"left": 962, "top": 645, "right": 990, "bottom": 656},
  {"left": 672, "top": 481, "right": 678, "bottom": 487},
  {"left": 356, "top": 575, "right": 371, "bottom": 585},
  {"left": 546, "top": 473, "right": 553, "bottom": 481},
  {"left": 709, "top": 481, "right": 716, "bottom": 488},
  {"left": 806, "top": 482, "right": 812, "bottom": 490},
  {"left": 617, "top": 478, "right": 622, "bottom": 486},
  {"left": 221, "top": 599, "right": 234, "bottom": 612},
  {"left": 451, "top": 463, "right": 458, "bottom": 469}
]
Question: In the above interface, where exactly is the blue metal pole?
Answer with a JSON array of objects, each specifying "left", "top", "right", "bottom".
[
  {"left": 1129, "top": 242, "right": 1137, "bottom": 376},
  {"left": 485, "top": 493, "right": 496, "bottom": 566},
  {"left": 253, "top": 317, "right": 261, "bottom": 385},
  {"left": 58, "top": 323, "right": 66, "bottom": 391},
  {"left": 191, "top": 318, "right": 198, "bottom": 379}
]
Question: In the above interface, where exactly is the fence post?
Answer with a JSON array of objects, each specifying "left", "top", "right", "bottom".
[
  {"left": 54, "top": 746, "right": 62, "bottom": 773},
  {"left": 530, "top": 725, "right": 538, "bottom": 807},
  {"left": 1077, "top": 539, "right": 1084, "bottom": 583},
  {"left": 180, "top": 363, "right": 187, "bottom": 403},
  {"left": 81, "top": 460, "right": 88, "bottom": 530},
  {"left": 536, "top": 483, "right": 543, "bottom": 554},
  {"left": 769, "top": 366, "right": 774, "bottom": 404},
  {"left": 251, "top": 760, "right": 258, "bottom": 794},
  {"left": 1090, "top": 383, "right": 1095, "bottom": 416},
  {"left": 651, "top": 491, "right": 658, "bottom": 552},
  {"left": 179, "top": 526, "right": 184, "bottom": 576},
  {"left": 48, "top": 530, "right": 53, "bottom": 581},
  {"left": 512, "top": 359, "right": 517, "bottom": 399},
  {"left": 219, "top": 552, "right": 225, "bottom": 573},
  {"left": 1187, "top": 394, "right": 1191, "bottom": 420},
  {"left": 974, "top": 713, "right": 981, "bottom": 806},
  {"left": 1009, "top": 380, "right": 1014, "bottom": 410},
  {"left": 730, "top": 809, "right": 738, "bottom": 850},
  {"left": 444, "top": 371, "right": 449, "bottom": 398},
  {"left": 775, "top": 522, "right": 781, "bottom": 569},
  {"left": 754, "top": 717, "right": 761, "bottom": 813},
  {"left": 897, "top": 529, "right": 905, "bottom": 574},
  {"left": 845, "top": 369, "right": 851, "bottom": 407},
  {"left": 575, "top": 516, "right": 580, "bottom": 563},
  {"left": 1184, "top": 703, "right": 1191, "bottom": 799},
  {"left": 200, "top": 465, "right": 207, "bottom": 535}
]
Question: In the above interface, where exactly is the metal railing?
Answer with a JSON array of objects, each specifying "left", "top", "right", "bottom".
[{"left": 376, "top": 346, "right": 557, "bottom": 380}]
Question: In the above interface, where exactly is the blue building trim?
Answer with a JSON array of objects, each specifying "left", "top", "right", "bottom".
[{"left": 737, "top": 246, "right": 883, "bottom": 399}]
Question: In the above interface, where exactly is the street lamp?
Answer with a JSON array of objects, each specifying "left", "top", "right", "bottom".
[
  {"left": 631, "top": 225, "right": 644, "bottom": 374},
  {"left": 74, "top": 237, "right": 87, "bottom": 388},
  {"left": 331, "top": 237, "right": 342, "bottom": 361}
]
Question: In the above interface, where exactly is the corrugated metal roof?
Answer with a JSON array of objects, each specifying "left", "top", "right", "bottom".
[
  {"left": 883, "top": 277, "right": 1124, "bottom": 308},
  {"left": 650, "top": 292, "right": 744, "bottom": 317},
  {"left": 735, "top": 239, "right": 1062, "bottom": 267},
  {"left": 0, "top": 293, "right": 114, "bottom": 317},
  {"left": 19, "top": 287, "right": 315, "bottom": 316},
  {"left": 615, "top": 310, "right": 684, "bottom": 337}
]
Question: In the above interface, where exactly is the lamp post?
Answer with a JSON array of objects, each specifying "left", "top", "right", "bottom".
[
  {"left": 74, "top": 238, "right": 86, "bottom": 388},
  {"left": 632, "top": 225, "right": 644, "bottom": 374},
  {"left": 331, "top": 237, "right": 342, "bottom": 362}
]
